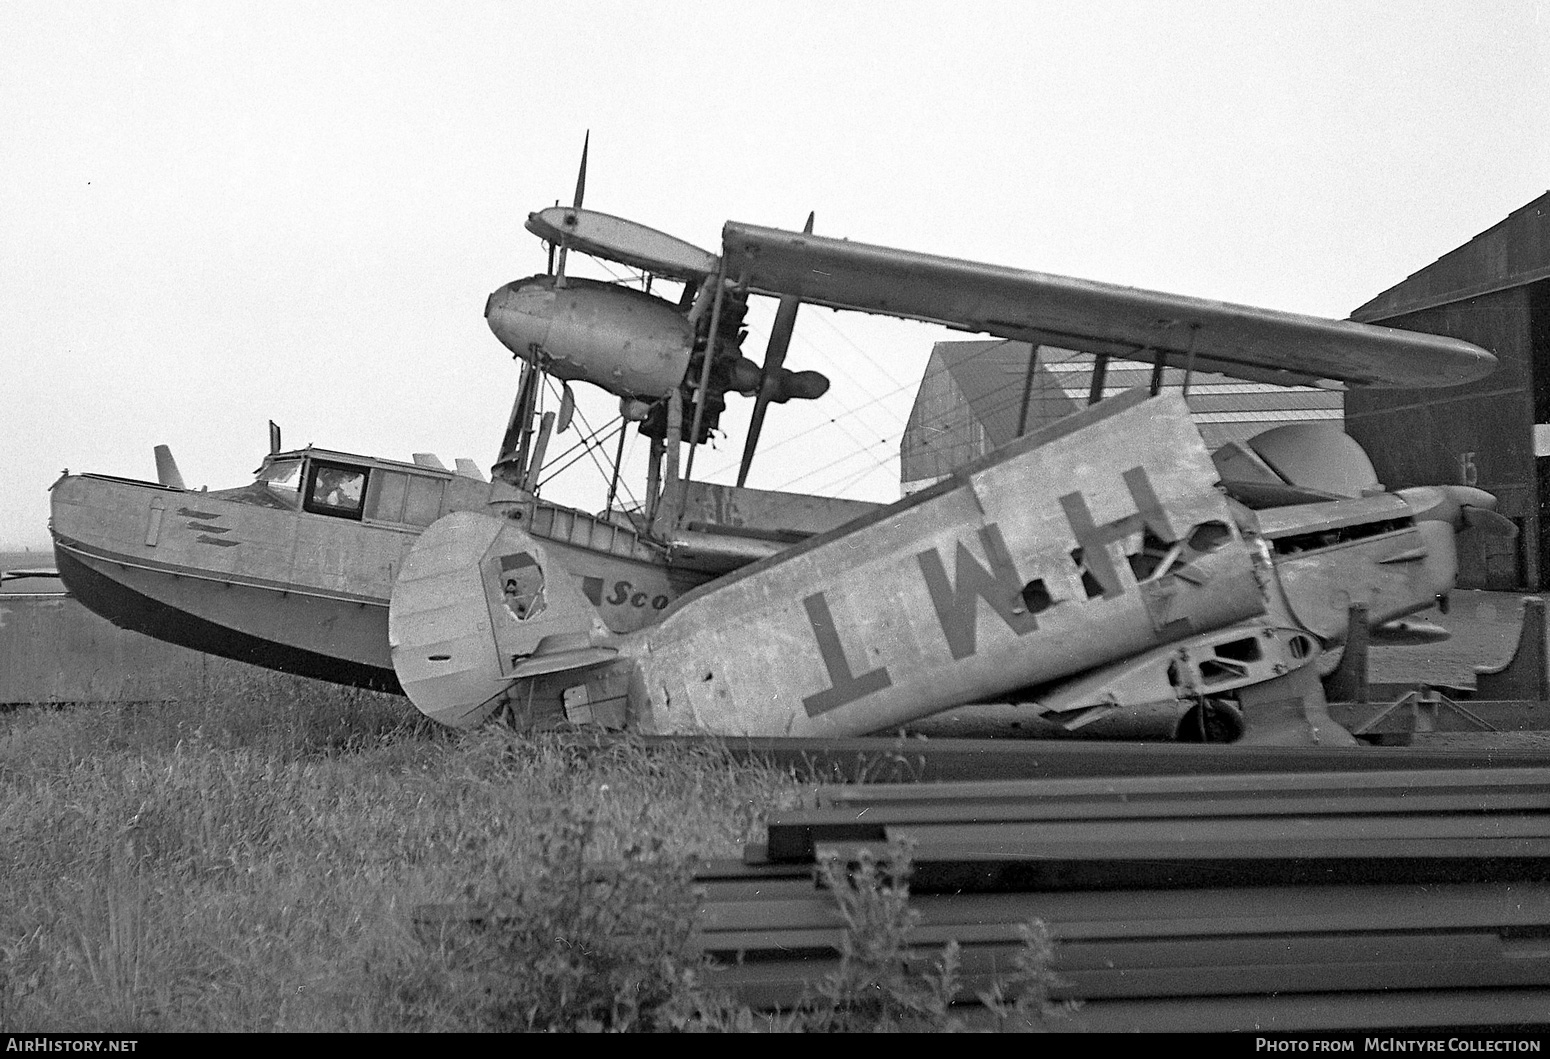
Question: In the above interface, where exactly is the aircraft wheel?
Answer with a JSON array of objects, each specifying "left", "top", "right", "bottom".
[{"left": 1175, "top": 698, "right": 1245, "bottom": 743}]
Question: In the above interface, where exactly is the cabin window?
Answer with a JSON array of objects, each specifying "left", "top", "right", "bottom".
[
  {"left": 403, "top": 475, "right": 446, "bottom": 527},
  {"left": 304, "top": 462, "right": 369, "bottom": 521},
  {"left": 258, "top": 459, "right": 302, "bottom": 505},
  {"left": 367, "top": 470, "right": 410, "bottom": 523}
]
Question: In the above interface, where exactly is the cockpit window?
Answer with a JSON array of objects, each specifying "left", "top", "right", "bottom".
[
  {"left": 304, "top": 462, "right": 369, "bottom": 520},
  {"left": 258, "top": 459, "right": 303, "bottom": 504}
]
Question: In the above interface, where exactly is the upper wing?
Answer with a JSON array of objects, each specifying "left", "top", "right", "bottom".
[
  {"left": 719, "top": 222, "right": 1496, "bottom": 389},
  {"left": 527, "top": 206, "right": 719, "bottom": 283}
]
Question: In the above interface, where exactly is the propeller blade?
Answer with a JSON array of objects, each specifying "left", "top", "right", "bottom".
[
  {"left": 1396, "top": 484, "right": 1517, "bottom": 538},
  {"left": 572, "top": 130, "right": 589, "bottom": 210},
  {"left": 1463, "top": 505, "right": 1519, "bottom": 538},
  {"left": 736, "top": 212, "right": 812, "bottom": 488},
  {"left": 736, "top": 397, "right": 773, "bottom": 489},
  {"left": 736, "top": 294, "right": 799, "bottom": 487},
  {"left": 555, "top": 131, "right": 588, "bottom": 285}
]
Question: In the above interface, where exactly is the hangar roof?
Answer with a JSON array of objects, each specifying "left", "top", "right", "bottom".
[{"left": 1352, "top": 191, "right": 1550, "bottom": 323}]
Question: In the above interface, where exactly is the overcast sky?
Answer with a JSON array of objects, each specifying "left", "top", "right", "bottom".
[{"left": 4, "top": 1, "right": 1548, "bottom": 549}]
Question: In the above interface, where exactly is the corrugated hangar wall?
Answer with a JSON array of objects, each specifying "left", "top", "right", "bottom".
[
  {"left": 899, "top": 340, "right": 1343, "bottom": 493},
  {"left": 1347, "top": 191, "right": 1550, "bottom": 591}
]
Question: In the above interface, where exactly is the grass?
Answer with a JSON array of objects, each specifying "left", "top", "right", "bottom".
[{"left": 0, "top": 672, "right": 1064, "bottom": 1032}]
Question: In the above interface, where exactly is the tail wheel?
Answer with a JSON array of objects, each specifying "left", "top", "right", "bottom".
[{"left": 1176, "top": 698, "right": 1246, "bottom": 743}]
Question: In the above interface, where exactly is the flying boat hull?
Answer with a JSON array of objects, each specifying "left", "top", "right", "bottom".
[
  {"left": 46, "top": 455, "right": 737, "bottom": 697},
  {"left": 52, "top": 538, "right": 399, "bottom": 690},
  {"left": 50, "top": 473, "right": 409, "bottom": 690}
]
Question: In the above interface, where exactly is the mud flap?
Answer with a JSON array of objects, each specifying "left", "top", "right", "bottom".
[{"left": 388, "top": 511, "right": 605, "bottom": 728}]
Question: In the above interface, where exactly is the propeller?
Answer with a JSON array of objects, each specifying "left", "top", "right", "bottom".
[
  {"left": 552, "top": 130, "right": 589, "bottom": 285},
  {"left": 1395, "top": 485, "right": 1518, "bottom": 538},
  {"left": 737, "top": 212, "right": 824, "bottom": 488},
  {"left": 1462, "top": 504, "right": 1519, "bottom": 537}
]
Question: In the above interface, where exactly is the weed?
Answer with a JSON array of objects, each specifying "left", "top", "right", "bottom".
[
  {"left": 761, "top": 840, "right": 1073, "bottom": 1033},
  {"left": 779, "top": 840, "right": 959, "bottom": 1031},
  {"left": 385, "top": 804, "right": 729, "bottom": 1032},
  {"left": 977, "top": 921, "right": 1082, "bottom": 1032}
]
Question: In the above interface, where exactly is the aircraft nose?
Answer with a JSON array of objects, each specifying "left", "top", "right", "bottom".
[
  {"left": 485, "top": 283, "right": 511, "bottom": 322},
  {"left": 484, "top": 283, "right": 525, "bottom": 355}
]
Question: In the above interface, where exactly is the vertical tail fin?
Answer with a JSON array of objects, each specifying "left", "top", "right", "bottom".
[{"left": 153, "top": 445, "right": 186, "bottom": 490}]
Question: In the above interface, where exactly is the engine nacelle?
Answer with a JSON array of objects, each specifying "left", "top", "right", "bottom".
[
  {"left": 485, "top": 275, "right": 693, "bottom": 400},
  {"left": 1257, "top": 494, "right": 1457, "bottom": 640}
]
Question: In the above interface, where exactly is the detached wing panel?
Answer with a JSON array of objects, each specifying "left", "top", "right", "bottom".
[{"left": 720, "top": 222, "right": 1495, "bottom": 390}]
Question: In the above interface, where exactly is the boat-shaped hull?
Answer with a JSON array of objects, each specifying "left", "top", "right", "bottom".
[
  {"left": 47, "top": 458, "right": 727, "bottom": 695},
  {"left": 52, "top": 540, "right": 398, "bottom": 690},
  {"left": 51, "top": 473, "right": 407, "bottom": 690}
]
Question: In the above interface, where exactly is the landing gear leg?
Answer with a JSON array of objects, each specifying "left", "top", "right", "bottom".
[{"left": 1176, "top": 698, "right": 1246, "bottom": 743}]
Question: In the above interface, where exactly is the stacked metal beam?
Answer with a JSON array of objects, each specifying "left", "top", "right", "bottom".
[
  {"left": 635, "top": 732, "right": 1550, "bottom": 783},
  {"left": 693, "top": 766, "right": 1550, "bottom": 1031}
]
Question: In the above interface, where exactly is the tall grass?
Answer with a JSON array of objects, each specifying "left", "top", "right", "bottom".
[{"left": 0, "top": 671, "right": 1062, "bottom": 1032}]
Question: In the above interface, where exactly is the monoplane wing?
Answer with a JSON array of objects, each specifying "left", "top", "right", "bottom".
[{"left": 719, "top": 222, "right": 1495, "bottom": 389}]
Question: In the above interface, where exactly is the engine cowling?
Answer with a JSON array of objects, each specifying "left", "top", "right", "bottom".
[{"left": 485, "top": 275, "right": 694, "bottom": 400}]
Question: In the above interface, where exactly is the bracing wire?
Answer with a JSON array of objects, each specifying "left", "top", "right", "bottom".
[
  {"left": 540, "top": 418, "right": 624, "bottom": 483},
  {"left": 534, "top": 377, "right": 643, "bottom": 512},
  {"left": 697, "top": 317, "right": 931, "bottom": 483},
  {"left": 535, "top": 249, "right": 1324, "bottom": 503},
  {"left": 760, "top": 337, "right": 1337, "bottom": 497}
]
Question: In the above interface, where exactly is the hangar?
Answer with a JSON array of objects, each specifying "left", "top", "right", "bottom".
[
  {"left": 899, "top": 340, "right": 1342, "bottom": 494},
  {"left": 1346, "top": 191, "right": 1550, "bottom": 590}
]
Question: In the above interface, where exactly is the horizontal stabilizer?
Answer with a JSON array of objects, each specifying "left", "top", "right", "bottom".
[
  {"left": 508, "top": 634, "right": 618, "bottom": 678},
  {"left": 389, "top": 511, "right": 608, "bottom": 728}
]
